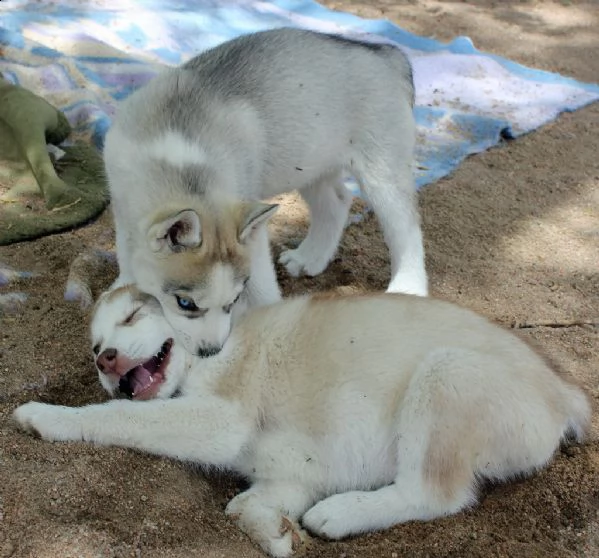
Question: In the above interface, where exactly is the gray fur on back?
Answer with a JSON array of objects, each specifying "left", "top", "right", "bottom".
[{"left": 113, "top": 28, "right": 414, "bottom": 143}]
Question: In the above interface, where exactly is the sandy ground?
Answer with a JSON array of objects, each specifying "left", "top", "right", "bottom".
[{"left": 1, "top": 1, "right": 598, "bottom": 557}]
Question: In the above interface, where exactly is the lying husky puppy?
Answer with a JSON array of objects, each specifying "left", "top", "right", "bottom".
[
  {"left": 103, "top": 27, "right": 424, "bottom": 357},
  {"left": 13, "top": 287, "right": 590, "bottom": 557}
]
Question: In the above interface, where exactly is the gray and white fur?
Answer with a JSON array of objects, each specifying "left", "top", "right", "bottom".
[{"left": 104, "top": 28, "right": 426, "bottom": 355}]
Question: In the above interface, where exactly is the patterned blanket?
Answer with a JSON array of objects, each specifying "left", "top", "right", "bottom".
[{"left": 1, "top": 0, "right": 598, "bottom": 189}]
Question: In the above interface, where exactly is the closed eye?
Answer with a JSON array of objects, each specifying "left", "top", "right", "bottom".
[{"left": 122, "top": 306, "right": 142, "bottom": 325}]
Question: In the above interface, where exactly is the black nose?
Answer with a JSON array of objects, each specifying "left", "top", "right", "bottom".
[{"left": 197, "top": 345, "right": 221, "bottom": 358}]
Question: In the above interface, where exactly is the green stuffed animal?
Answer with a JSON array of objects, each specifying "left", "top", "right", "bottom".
[{"left": 0, "top": 78, "right": 108, "bottom": 245}]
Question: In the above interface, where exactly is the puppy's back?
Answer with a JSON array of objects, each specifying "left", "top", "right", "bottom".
[{"left": 237, "top": 293, "right": 591, "bottom": 438}]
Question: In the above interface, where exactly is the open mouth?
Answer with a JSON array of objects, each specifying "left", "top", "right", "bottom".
[{"left": 119, "top": 339, "right": 173, "bottom": 400}]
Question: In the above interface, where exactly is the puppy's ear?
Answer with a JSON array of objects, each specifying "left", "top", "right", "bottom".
[
  {"left": 148, "top": 209, "right": 201, "bottom": 252},
  {"left": 238, "top": 202, "right": 278, "bottom": 243}
]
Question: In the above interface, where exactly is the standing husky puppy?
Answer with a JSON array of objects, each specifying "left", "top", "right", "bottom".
[
  {"left": 14, "top": 288, "right": 590, "bottom": 557},
  {"left": 103, "top": 27, "right": 423, "bottom": 356}
]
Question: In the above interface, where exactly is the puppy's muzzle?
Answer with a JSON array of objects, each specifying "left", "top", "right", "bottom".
[{"left": 96, "top": 348, "right": 117, "bottom": 374}]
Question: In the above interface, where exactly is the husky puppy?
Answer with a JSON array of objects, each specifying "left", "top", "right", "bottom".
[
  {"left": 103, "top": 27, "right": 424, "bottom": 356},
  {"left": 14, "top": 287, "right": 590, "bottom": 557}
]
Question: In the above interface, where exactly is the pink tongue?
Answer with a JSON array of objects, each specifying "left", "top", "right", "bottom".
[{"left": 130, "top": 365, "right": 154, "bottom": 396}]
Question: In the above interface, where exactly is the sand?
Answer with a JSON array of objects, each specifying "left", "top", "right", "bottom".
[{"left": 1, "top": 1, "right": 597, "bottom": 557}]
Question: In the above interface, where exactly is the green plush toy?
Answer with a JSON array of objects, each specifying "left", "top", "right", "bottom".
[{"left": 0, "top": 78, "right": 108, "bottom": 245}]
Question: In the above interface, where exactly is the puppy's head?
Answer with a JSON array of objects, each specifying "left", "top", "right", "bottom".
[
  {"left": 134, "top": 201, "right": 277, "bottom": 357},
  {"left": 90, "top": 285, "right": 188, "bottom": 399}
]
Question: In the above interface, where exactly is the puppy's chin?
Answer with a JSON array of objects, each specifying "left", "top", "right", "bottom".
[{"left": 97, "top": 372, "right": 121, "bottom": 398}]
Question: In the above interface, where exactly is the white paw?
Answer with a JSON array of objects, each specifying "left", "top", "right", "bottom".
[
  {"left": 226, "top": 493, "right": 308, "bottom": 557},
  {"left": 13, "top": 402, "right": 82, "bottom": 442},
  {"left": 302, "top": 495, "right": 356, "bottom": 540},
  {"left": 278, "top": 248, "right": 328, "bottom": 278},
  {"left": 387, "top": 271, "right": 429, "bottom": 297}
]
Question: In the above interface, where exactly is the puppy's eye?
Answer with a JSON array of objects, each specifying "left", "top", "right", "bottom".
[
  {"left": 123, "top": 307, "right": 141, "bottom": 325},
  {"left": 175, "top": 295, "right": 199, "bottom": 312},
  {"left": 92, "top": 344, "right": 100, "bottom": 355}
]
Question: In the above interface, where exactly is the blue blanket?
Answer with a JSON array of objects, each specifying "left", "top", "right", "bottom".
[{"left": 1, "top": 0, "right": 598, "bottom": 190}]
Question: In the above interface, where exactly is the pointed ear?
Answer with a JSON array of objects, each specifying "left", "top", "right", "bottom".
[
  {"left": 238, "top": 202, "right": 278, "bottom": 243},
  {"left": 147, "top": 209, "right": 202, "bottom": 252}
]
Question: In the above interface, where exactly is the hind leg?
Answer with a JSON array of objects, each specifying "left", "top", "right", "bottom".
[
  {"left": 303, "top": 347, "right": 572, "bottom": 540},
  {"left": 279, "top": 172, "right": 353, "bottom": 277},
  {"left": 358, "top": 164, "right": 427, "bottom": 296},
  {"left": 303, "top": 349, "right": 483, "bottom": 539},
  {"left": 302, "top": 438, "right": 474, "bottom": 540},
  {"left": 353, "top": 137, "right": 427, "bottom": 296},
  {"left": 226, "top": 482, "right": 313, "bottom": 557},
  {"left": 302, "top": 476, "right": 473, "bottom": 540}
]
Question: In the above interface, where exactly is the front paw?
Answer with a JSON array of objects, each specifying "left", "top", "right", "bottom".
[{"left": 13, "top": 402, "right": 82, "bottom": 442}]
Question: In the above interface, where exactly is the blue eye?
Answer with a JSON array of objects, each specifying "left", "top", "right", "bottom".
[{"left": 175, "top": 295, "right": 199, "bottom": 312}]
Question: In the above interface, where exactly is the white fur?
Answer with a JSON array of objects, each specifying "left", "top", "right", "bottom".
[
  {"left": 146, "top": 131, "right": 208, "bottom": 168},
  {"left": 104, "top": 28, "right": 427, "bottom": 353},
  {"left": 14, "top": 288, "right": 590, "bottom": 557}
]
